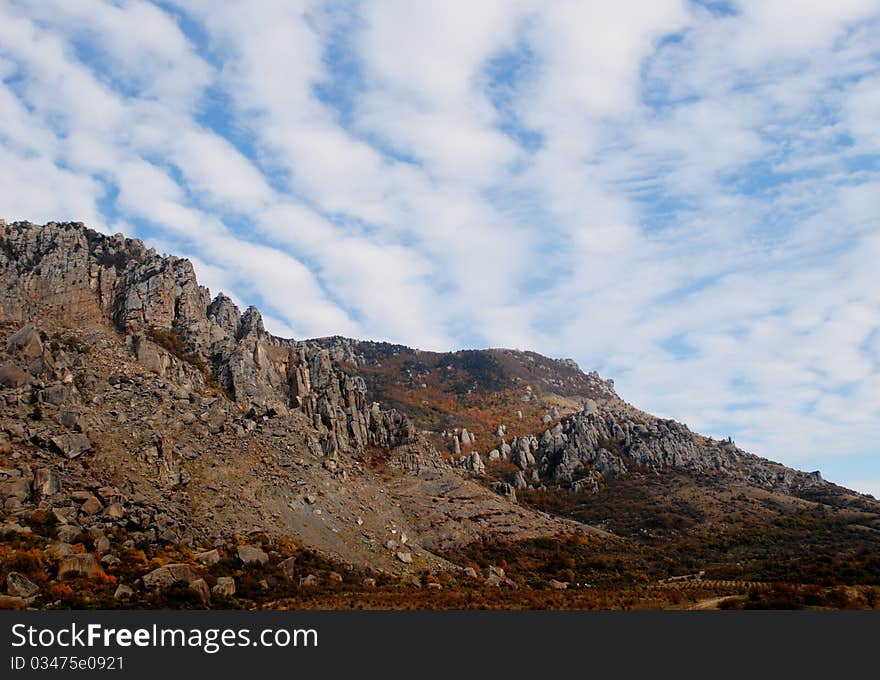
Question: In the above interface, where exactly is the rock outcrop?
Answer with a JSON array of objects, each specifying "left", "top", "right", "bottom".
[
  {"left": 0, "top": 221, "right": 416, "bottom": 459},
  {"left": 502, "top": 404, "right": 829, "bottom": 495}
]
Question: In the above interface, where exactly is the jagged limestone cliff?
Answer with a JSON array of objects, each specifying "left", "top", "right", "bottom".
[{"left": 0, "top": 220, "right": 413, "bottom": 459}]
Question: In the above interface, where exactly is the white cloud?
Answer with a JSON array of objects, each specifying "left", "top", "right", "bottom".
[
  {"left": 354, "top": 0, "right": 525, "bottom": 183},
  {"left": 843, "top": 74, "right": 880, "bottom": 152}
]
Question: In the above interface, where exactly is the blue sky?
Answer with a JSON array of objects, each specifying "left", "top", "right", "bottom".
[{"left": 1, "top": 0, "right": 879, "bottom": 497}]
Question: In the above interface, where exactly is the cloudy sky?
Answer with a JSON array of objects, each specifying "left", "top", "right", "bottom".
[{"left": 1, "top": 0, "right": 879, "bottom": 496}]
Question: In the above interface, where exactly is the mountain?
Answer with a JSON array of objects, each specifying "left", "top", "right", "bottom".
[{"left": 1, "top": 219, "right": 878, "bottom": 610}]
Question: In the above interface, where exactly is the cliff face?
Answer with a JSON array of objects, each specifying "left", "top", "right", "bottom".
[
  {"left": 532, "top": 408, "right": 826, "bottom": 494},
  {"left": 0, "top": 220, "right": 413, "bottom": 459},
  {"left": 0, "top": 220, "right": 205, "bottom": 330}
]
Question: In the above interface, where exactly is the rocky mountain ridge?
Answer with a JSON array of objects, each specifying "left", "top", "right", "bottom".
[
  {"left": 1, "top": 219, "right": 877, "bottom": 609},
  {"left": 302, "top": 337, "right": 842, "bottom": 504},
  {"left": 1, "top": 220, "right": 868, "bottom": 505},
  {"left": 0, "top": 220, "right": 602, "bottom": 591}
]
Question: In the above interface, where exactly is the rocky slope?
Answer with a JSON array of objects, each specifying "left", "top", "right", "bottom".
[
  {"left": 0, "top": 219, "right": 877, "bottom": 608},
  {"left": 0, "top": 220, "right": 608, "bottom": 605}
]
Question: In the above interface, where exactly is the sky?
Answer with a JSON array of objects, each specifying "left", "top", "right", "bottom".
[{"left": 1, "top": 0, "right": 879, "bottom": 497}]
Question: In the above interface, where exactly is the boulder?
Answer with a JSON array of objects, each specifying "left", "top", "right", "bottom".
[
  {"left": 299, "top": 574, "right": 318, "bottom": 587},
  {"left": 0, "top": 363, "right": 29, "bottom": 388},
  {"left": 485, "top": 573, "right": 518, "bottom": 588},
  {"left": 459, "top": 451, "right": 485, "bottom": 475},
  {"left": 142, "top": 563, "right": 201, "bottom": 589},
  {"left": 189, "top": 578, "right": 211, "bottom": 605},
  {"left": 278, "top": 556, "right": 297, "bottom": 580},
  {"left": 58, "top": 410, "right": 81, "bottom": 428},
  {"left": 135, "top": 340, "right": 169, "bottom": 378},
  {"left": 103, "top": 503, "right": 125, "bottom": 519},
  {"left": 6, "top": 572, "right": 39, "bottom": 598},
  {"left": 158, "top": 528, "right": 179, "bottom": 544},
  {"left": 495, "top": 482, "right": 517, "bottom": 502},
  {"left": 212, "top": 576, "right": 236, "bottom": 597},
  {"left": 550, "top": 579, "right": 569, "bottom": 590},
  {"left": 195, "top": 549, "right": 220, "bottom": 566},
  {"left": 237, "top": 544, "right": 268, "bottom": 566},
  {"left": 45, "top": 542, "right": 74, "bottom": 559},
  {"left": 80, "top": 495, "right": 103, "bottom": 515},
  {"left": 114, "top": 584, "right": 135, "bottom": 599},
  {"left": 511, "top": 447, "right": 532, "bottom": 470},
  {"left": 39, "top": 385, "right": 69, "bottom": 406},
  {"left": 56, "top": 525, "right": 82, "bottom": 543},
  {"left": 0, "top": 477, "right": 31, "bottom": 502},
  {"left": 96, "top": 486, "right": 119, "bottom": 503},
  {"left": 396, "top": 551, "right": 413, "bottom": 564},
  {"left": 58, "top": 554, "right": 103, "bottom": 580},
  {"left": 33, "top": 468, "right": 60, "bottom": 496},
  {"left": 6, "top": 325, "right": 43, "bottom": 360},
  {"left": 50, "top": 433, "right": 91, "bottom": 459}
]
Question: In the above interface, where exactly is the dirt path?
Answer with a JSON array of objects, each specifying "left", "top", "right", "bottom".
[{"left": 689, "top": 596, "right": 734, "bottom": 610}]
